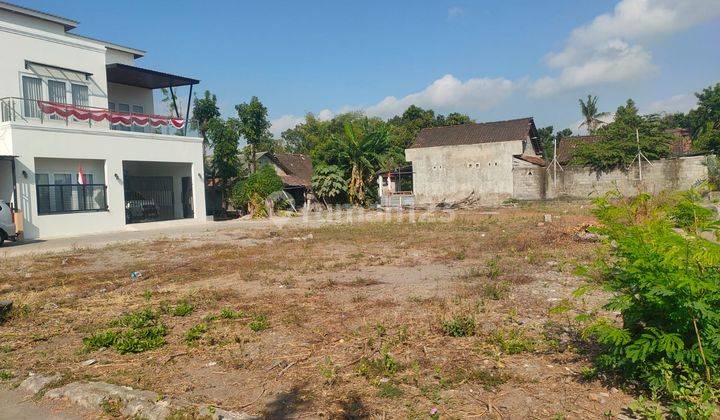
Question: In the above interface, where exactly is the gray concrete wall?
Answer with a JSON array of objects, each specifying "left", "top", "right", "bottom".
[
  {"left": 512, "top": 159, "right": 546, "bottom": 200},
  {"left": 511, "top": 155, "right": 711, "bottom": 200},
  {"left": 405, "top": 140, "right": 526, "bottom": 205}
]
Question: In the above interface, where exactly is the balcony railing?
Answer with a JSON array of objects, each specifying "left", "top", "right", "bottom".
[
  {"left": 0, "top": 97, "right": 188, "bottom": 136},
  {"left": 36, "top": 183, "right": 108, "bottom": 215}
]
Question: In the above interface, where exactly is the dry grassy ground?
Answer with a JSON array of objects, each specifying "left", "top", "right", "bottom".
[{"left": 0, "top": 202, "right": 634, "bottom": 419}]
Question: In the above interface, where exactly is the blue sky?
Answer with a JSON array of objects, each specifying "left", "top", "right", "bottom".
[{"left": 19, "top": 0, "right": 720, "bottom": 136}]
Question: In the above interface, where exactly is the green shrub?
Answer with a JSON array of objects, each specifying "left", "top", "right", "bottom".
[
  {"left": 377, "top": 382, "right": 403, "bottom": 398},
  {"left": 170, "top": 300, "right": 194, "bottom": 317},
  {"left": 441, "top": 315, "right": 476, "bottom": 337},
  {"left": 231, "top": 164, "right": 284, "bottom": 215},
  {"left": 248, "top": 314, "right": 269, "bottom": 332},
  {"left": 491, "top": 328, "right": 535, "bottom": 354},
  {"left": 85, "top": 308, "right": 167, "bottom": 354},
  {"left": 184, "top": 322, "right": 208, "bottom": 343},
  {"left": 357, "top": 351, "right": 400, "bottom": 379},
  {"left": 583, "top": 192, "right": 720, "bottom": 415},
  {"left": 483, "top": 281, "right": 510, "bottom": 300},
  {"left": 311, "top": 164, "right": 347, "bottom": 206},
  {"left": 0, "top": 370, "right": 14, "bottom": 380},
  {"left": 219, "top": 308, "right": 244, "bottom": 319}
]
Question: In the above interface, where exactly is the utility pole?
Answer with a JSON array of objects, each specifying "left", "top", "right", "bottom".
[
  {"left": 630, "top": 128, "right": 652, "bottom": 180},
  {"left": 549, "top": 136, "right": 563, "bottom": 189}
]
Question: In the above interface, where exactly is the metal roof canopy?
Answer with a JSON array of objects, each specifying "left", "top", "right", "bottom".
[{"left": 106, "top": 63, "right": 199, "bottom": 89}]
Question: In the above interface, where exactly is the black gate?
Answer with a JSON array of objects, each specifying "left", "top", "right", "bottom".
[{"left": 124, "top": 176, "right": 175, "bottom": 223}]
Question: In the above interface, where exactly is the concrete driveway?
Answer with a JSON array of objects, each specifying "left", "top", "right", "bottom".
[
  {"left": 0, "top": 217, "right": 286, "bottom": 258},
  {"left": 0, "top": 209, "right": 373, "bottom": 258}
]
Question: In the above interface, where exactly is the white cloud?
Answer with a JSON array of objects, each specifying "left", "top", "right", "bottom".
[
  {"left": 530, "top": 40, "right": 656, "bottom": 97},
  {"left": 270, "top": 114, "right": 305, "bottom": 137},
  {"left": 546, "top": 0, "right": 720, "bottom": 68},
  {"left": 644, "top": 93, "right": 698, "bottom": 114},
  {"left": 447, "top": 6, "right": 464, "bottom": 19},
  {"left": 533, "top": 0, "right": 720, "bottom": 96},
  {"left": 317, "top": 109, "right": 334, "bottom": 121},
  {"left": 270, "top": 74, "right": 516, "bottom": 135},
  {"left": 364, "top": 74, "right": 516, "bottom": 119}
]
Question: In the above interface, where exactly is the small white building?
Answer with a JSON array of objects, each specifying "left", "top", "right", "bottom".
[
  {"left": 0, "top": 2, "right": 206, "bottom": 240},
  {"left": 404, "top": 118, "right": 543, "bottom": 206}
]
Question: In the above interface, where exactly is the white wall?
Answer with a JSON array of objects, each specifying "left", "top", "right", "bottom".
[
  {"left": 34, "top": 157, "right": 106, "bottom": 183},
  {"left": 0, "top": 14, "right": 109, "bottom": 108},
  {"left": 105, "top": 48, "right": 136, "bottom": 65},
  {"left": 0, "top": 9, "right": 66, "bottom": 35},
  {"left": 0, "top": 9, "right": 149, "bottom": 117},
  {"left": 2, "top": 122, "right": 206, "bottom": 239},
  {"left": 405, "top": 140, "right": 525, "bottom": 205},
  {"left": 107, "top": 82, "right": 154, "bottom": 115}
]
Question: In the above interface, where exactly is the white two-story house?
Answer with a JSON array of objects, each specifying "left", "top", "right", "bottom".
[{"left": 0, "top": 1, "right": 206, "bottom": 240}]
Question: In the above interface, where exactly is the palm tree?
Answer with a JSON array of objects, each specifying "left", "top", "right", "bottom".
[
  {"left": 578, "top": 95, "right": 609, "bottom": 133},
  {"left": 330, "top": 121, "right": 389, "bottom": 205}
]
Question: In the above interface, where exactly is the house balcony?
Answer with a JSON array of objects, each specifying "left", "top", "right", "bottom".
[{"left": 0, "top": 97, "right": 187, "bottom": 136}]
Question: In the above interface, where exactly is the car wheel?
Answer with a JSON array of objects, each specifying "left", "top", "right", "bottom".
[{"left": 0, "top": 231, "right": 5, "bottom": 247}]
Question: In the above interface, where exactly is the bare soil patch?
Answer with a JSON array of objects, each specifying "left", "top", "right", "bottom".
[{"left": 0, "top": 202, "right": 632, "bottom": 418}]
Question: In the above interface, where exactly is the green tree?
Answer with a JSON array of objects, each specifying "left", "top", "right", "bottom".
[
  {"left": 281, "top": 113, "right": 331, "bottom": 155},
  {"left": 231, "top": 164, "right": 283, "bottom": 217},
  {"left": 329, "top": 121, "right": 390, "bottom": 205},
  {"left": 695, "top": 121, "right": 720, "bottom": 153},
  {"left": 584, "top": 192, "right": 720, "bottom": 416},
  {"left": 206, "top": 118, "right": 241, "bottom": 209},
  {"left": 190, "top": 90, "right": 221, "bottom": 170},
  {"left": 440, "top": 112, "right": 473, "bottom": 126},
  {"left": 311, "top": 165, "right": 347, "bottom": 207},
  {"left": 537, "top": 125, "right": 554, "bottom": 158},
  {"left": 236, "top": 96, "right": 273, "bottom": 172},
  {"left": 572, "top": 99, "right": 671, "bottom": 173},
  {"left": 688, "top": 83, "right": 720, "bottom": 137},
  {"left": 579, "top": 95, "right": 609, "bottom": 133}
]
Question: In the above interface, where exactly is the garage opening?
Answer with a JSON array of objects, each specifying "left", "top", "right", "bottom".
[{"left": 122, "top": 161, "right": 193, "bottom": 224}]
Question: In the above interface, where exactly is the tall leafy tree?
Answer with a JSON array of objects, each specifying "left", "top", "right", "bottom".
[
  {"left": 328, "top": 121, "right": 390, "bottom": 204},
  {"left": 236, "top": 96, "right": 273, "bottom": 172},
  {"left": 537, "top": 125, "right": 554, "bottom": 158},
  {"left": 579, "top": 95, "right": 609, "bottom": 133},
  {"left": 206, "top": 118, "right": 241, "bottom": 209},
  {"left": 190, "top": 90, "right": 221, "bottom": 170},
  {"left": 311, "top": 165, "right": 347, "bottom": 207},
  {"left": 687, "top": 83, "right": 720, "bottom": 140},
  {"left": 573, "top": 99, "right": 670, "bottom": 173},
  {"left": 282, "top": 113, "right": 331, "bottom": 155}
]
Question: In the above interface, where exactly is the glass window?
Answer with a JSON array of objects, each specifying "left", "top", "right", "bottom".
[
  {"left": 48, "top": 80, "right": 67, "bottom": 103},
  {"left": 22, "top": 76, "right": 42, "bottom": 118},
  {"left": 35, "top": 173, "right": 50, "bottom": 214},
  {"left": 71, "top": 84, "right": 89, "bottom": 107},
  {"left": 53, "top": 173, "right": 72, "bottom": 212},
  {"left": 47, "top": 80, "right": 67, "bottom": 120}
]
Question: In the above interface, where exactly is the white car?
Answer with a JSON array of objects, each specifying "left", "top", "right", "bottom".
[{"left": 0, "top": 200, "right": 17, "bottom": 246}]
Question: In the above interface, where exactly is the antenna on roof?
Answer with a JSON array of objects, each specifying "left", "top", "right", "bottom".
[
  {"left": 549, "top": 136, "right": 563, "bottom": 189},
  {"left": 629, "top": 128, "right": 652, "bottom": 180}
]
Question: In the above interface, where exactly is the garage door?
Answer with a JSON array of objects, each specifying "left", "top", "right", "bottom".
[{"left": 124, "top": 176, "right": 174, "bottom": 223}]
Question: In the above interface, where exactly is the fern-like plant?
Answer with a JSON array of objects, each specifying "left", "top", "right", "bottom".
[{"left": 583, "top": 191, "right": 720, "bottom": 416}]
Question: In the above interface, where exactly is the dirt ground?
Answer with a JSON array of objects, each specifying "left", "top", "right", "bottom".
[{"left": 0, "top": 202, "right": 635, "bottom": 419}]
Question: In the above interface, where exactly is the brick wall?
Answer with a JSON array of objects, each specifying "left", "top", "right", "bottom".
[{"left": 512, "top": 155, "right": 712, "bottom": 200}]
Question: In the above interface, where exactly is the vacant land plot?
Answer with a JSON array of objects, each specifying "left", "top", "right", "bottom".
[{"left": 0, "top": 202, "right": 633, "bottom": 418}]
